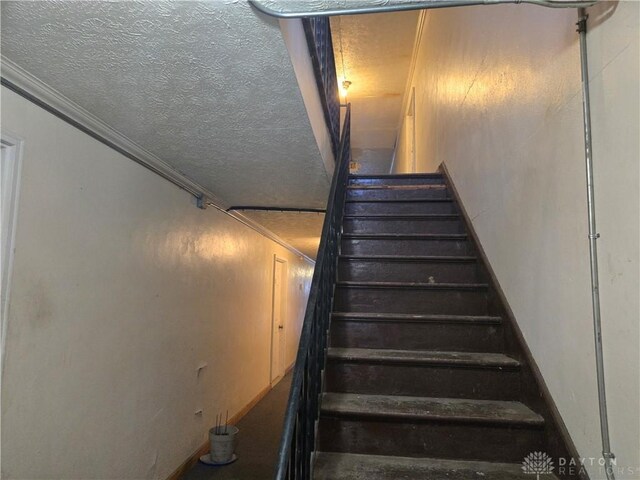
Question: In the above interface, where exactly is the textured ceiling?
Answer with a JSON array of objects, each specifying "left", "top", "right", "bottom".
[
  {"left": 241, "top": 211, "right": 325, "bottom": 259},
  {"left": 332, "top": 11, "right": 418, "bottom": 99},
  {"left": 331, "top": 11, "right": 418, "bottom": 172},
  {"left": 0, "top": 0, "right": 330, "bottom": 210}
]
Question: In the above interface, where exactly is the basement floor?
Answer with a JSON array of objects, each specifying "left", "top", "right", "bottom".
[{"left": 182, "top": 372, "right": 292, "bottom": 480}]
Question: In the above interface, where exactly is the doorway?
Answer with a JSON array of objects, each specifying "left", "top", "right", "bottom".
[{"left": 270, "top": 256, "right": 287, "bottom": 384}]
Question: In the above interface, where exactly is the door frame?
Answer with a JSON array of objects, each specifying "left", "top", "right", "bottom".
[
  {"left": 270, "top": 255, "right": 288, "bottom": 384},
  {"left": 1, "top": 132, "right": 24, "bottom": 365}
]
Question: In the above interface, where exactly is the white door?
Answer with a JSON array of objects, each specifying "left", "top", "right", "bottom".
[
  {"left": 406, "top": 87, "right": 417, "bottom": 172},
  {"left": 270, "top": 256, "right": 287, "bottom": 384}
]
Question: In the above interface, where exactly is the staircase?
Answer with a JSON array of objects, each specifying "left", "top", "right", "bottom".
[{"left": 313, "top": 173, "right": 568, "bottom": 480}]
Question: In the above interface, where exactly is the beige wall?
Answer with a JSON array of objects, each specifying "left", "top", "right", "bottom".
[
  {"left": 394, "top": 2, "right": 639, "bottom": 478},
  {"left": 0, "top": 87, "right": 313, "bottom": 479},
  {"left": 280, "top": 18, "right": 336, "bottom": 176},
  {"left": 351, "top": 147, "right": 394, "bottom": 174}
]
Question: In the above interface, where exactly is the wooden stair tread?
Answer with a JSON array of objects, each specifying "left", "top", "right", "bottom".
[
  {"left": 339, "top": 254, "right": 477, "bottom": 263},
  {"left": 320, "top": 393, "right": 544, "bottom": 427},
  {"left": 350, "top": 173, "right": 444, "bottom": 180},
  {"left": 346, "top": 198, "right": 454, "bottom": 203},
  {"left": 347, "top": 184, "right": 447, "bottom": 190},
  {"left": 345, "top": 213, "right": 459, "bottom": 219},
  {"left": 313, "top": 452, "right": 559, "bottom": 480},
  {"left": 342, "top": 233, "right": 467, "bottom": 239},
  {"left": 327, "top": 348, "right": 520, "bottom": 369},
  {"left": 337, "top": 281, "right": 488, "bottom": 290},
  {"left": 331, "top": 312, "right": 502, "bottom": 324}
]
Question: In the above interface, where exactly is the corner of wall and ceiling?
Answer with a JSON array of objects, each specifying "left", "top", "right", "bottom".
[
  {"left": 278, "top": 18, "right": 336, "bottom": 181},
  {"left": 0, "top": 56, "right": 316, "bottom": 265}
]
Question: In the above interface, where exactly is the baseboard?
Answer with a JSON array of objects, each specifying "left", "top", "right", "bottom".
[
  {"left": 166, "top": 441, "right": 209, "bottom": 480},
  {"left": 229, "top": 383, "right": 274, "bottom": 427},
  {"left": 439, "top": 162, "right": 588, "bottom": 480},
  {"left": 165, "top": 382, "right": 274, "bottom": 480}
]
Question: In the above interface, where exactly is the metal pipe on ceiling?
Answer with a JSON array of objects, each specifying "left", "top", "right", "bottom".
[{"left": 249, "top": 0, "right": 598, "bottom": 18}]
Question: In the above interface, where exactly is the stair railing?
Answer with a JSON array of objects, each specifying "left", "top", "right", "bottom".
[
  {"left": 274, "top": 104, "right": 351, "bottom": 480},
  {"left": 301, "top": 17, "right": 341, "bottom": 156}
]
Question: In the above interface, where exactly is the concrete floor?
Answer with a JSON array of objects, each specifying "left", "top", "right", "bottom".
[{"left": 183, "top": 372, "right": 292, "bottom": 480}]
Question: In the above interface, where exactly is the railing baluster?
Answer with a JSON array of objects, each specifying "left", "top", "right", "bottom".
[
  {"left": 302, "top": 17, "right": 340, "bottom": 156},
  {"left": 271, "top": 20, "right": 350, "bottom": 479},
  {"left": 274, "top": 105, "right": 351, "bottom": 480}
]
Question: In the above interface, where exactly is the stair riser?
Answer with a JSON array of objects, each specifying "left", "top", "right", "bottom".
[
  {"left": 338, "top": 260, "right": 481, "bottom": 283},
  {"left": 345, "top": 201, "right": 457, "bottom": 215},
  {"left": 347, "top": 188, "right": 450, "bottom": 201},
  {"left": 349, "top": 176, "right": 445, "bottom": 186},
  {"left": 344, "top": 218, "right": 464, "bottom": 235},
  {"left": 341, "top": 238, "right": 473, "bottom": 256},
  {"left": 317, "top": 418, "right": 545, "bottom": 462},
  {"left": 334, "top": 287, "right": 488, "bottom": 316},
  {"left": 329, "top": 321, "right": 503, "bottom": 352},
  {"left": 325, "top": 363, "right": 521, "bottom": 400}
]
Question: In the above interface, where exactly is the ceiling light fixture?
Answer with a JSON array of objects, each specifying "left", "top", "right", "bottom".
[
  {"left": 337, "top": 16, "right": 351, "bottom": 101},
  {"left": 340, "top": 79, "right": 352, "bottom": 98}
]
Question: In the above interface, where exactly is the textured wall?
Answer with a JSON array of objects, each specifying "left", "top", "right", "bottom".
[
  {"left": 394, "top": 3, "right": 639, "bottom": 478},
  {"left": 1, "top": 87, "right": 313, "bottom": 480}
]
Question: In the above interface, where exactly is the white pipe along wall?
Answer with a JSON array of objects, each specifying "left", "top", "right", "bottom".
[
  {"left": 394, "top": 2, "right": 639, "bottom": 479},
  {"left": 0, "top": 86, "right": 314, "bottom": 479}
]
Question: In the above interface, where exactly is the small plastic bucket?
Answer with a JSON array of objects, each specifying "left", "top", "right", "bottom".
[{"left": 209, "top": 425, "right": 239, "bottom": 463}]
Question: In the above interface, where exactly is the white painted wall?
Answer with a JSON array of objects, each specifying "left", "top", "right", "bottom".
[
  {"left": 351, "top": 147, "right": 395, "bottom": 174},
  {"left": 0, "top": 87, "right": 313, "bottom": 480},
  {"left": 280, "top": 18, "right": 336, "bottom": 176},
  {"left": 394, "top": 3, "right": 639, "bottom": 478}
]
